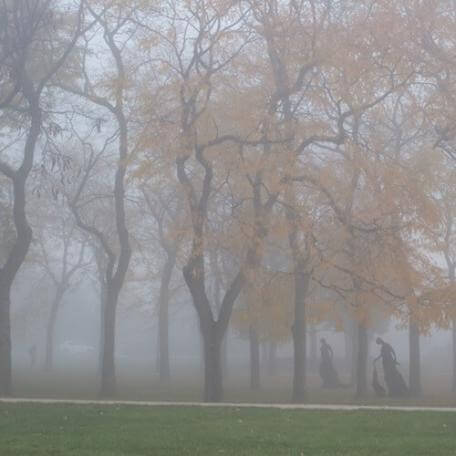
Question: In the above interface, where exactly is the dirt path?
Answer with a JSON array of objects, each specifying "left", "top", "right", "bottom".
[{"left": 1, "top": 398, "right": 455, "bottom": 412}]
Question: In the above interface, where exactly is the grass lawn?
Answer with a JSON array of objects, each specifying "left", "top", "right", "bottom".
[{"left": 0, "top": 404, "right": 455, "bottom": 455}]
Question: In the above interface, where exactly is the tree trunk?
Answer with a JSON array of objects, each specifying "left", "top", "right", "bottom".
[
  {"left": 0, "top": 291, "right": 12, "bottom": 396},
  {"left": 268, "top": 341, "right": 277, "bottom": 375},
  {"left": 44, "top": 306, "right": 58, "bottom": 372},
  {"left": 453, "top": 318, "right": 456, "bottom": 393},
  {"left": 44, "top": 287, "right": 65, "bottom": 371},
  {"left": 409, "top": 320, "right": 421, "bottom": 396},
  {"left": 0, "top": 97, "right": 40, "bottom": 396},
  {"left": 450, "top": 267, "right": 456, "bottom": 393},
  {"left": 202, "top": 323, "right": 223, "bottom": 402},
  {"left": 98, "top": 286, "right": 106, "bottom": 377},
  {"left": 343, "top": 329, "right": 352, "bottom": 379},
  {"left": 158, "top": 255, "right": 174, "bottom": 384},
  {"left": 183, "top": 252, "right": 243, "bottom": 402},
  {"left": 309, "top": 326, "right": 317, "bottom": 369},
  {"left": 97, "top": 116, "right": 131, "bottom": 397},
  {"left": 221, "top": 331, "right": 228, "bottom": 378},
  {"left": 348, "top": 319, "right": 358, "bottom": 386},
  {"left": 355, "top": 322, "right": 368, "bottom": 397},
  {"left": 261, "top": 342, "right": 268, "bottom": 364},
  {"left": 99, "top": 290, "right": 117, "bottom": 397},
  {"left": 249, "top": 326, "right": 260, "bottom": 390},
  {"left": 292, "top": 268, "right": 310, "bottom": 403},
  {"left": 286, "top": 194, "right": 311, "bottom": 403}
]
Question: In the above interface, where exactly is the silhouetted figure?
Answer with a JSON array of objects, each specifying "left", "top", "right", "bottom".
[
  {"left": 374, "top": 337, "right": 408, "bottom": 397},
  {"left": 319, "top": 338, "right": 343, "bottom": 388},
  {"left": 28, "top": 345, "right": 37, "bottom": 368}
]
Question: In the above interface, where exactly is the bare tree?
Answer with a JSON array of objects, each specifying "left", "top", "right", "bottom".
[
  {"left": 0, "top": 0, "right": 82, "bottom": 396},
  {"left": 34, "top": 216, "right": 89, "bottom": 370},
  {"left": 142, "top": 185, "right": 183, "bottom": 384}
]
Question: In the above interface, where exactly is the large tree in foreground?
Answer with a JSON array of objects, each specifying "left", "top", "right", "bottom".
[
  {"left": 0, "top": 0, "right": 82, "bottom": 396},
  {"left": 138, "top": 0, "right": 285, "bottom": 401},
  {"left": 58, "top": 0, "right": 159, "bottom": 396}
]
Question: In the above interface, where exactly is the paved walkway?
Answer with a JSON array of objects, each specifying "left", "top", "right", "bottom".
[{"left": 1, "top": 398, "right": 455, "bottom": 412}]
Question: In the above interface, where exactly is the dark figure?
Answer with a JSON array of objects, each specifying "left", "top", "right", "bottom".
[
  {"left": 28, "top": 344, "right": 37, "bottom": 368},
  {"left": 319, "top": 338, "right": 343, "bottom": 388},
  {"left": 374, "top": 337, "right": 408, "bottom": 397}
]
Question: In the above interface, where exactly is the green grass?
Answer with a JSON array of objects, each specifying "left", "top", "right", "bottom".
[{"left": 0, "top": 404, "right": 455, "bottom": 455}]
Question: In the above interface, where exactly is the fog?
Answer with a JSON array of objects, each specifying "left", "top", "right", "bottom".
[
  {"left": 1, "top": 0, "right": 456, "bottom": 406},
  {"left": 8, "top": 267, "right": 455, "bottom": 402}
]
